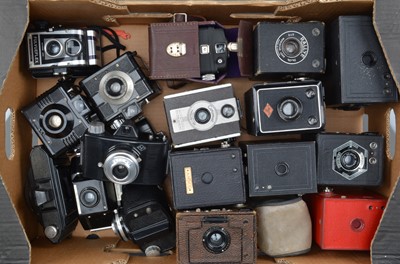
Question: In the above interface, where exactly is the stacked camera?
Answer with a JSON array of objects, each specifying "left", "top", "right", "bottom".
[
  {"left": 23, "top": 25, "right": 175, "bottom": 256},
  {"left": 22, "top": 14, "right": 395, "bottom": 262}
]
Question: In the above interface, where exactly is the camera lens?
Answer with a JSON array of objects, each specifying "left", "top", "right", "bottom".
[
  {"left": 105, "top": 78, "right": 126, "bottom": 98},
  {"left": 65, "top": 39, "right": 82, "bottom": 56},
  {"left": 194, "top": 108, "right": 211, "bottom": 124},
  {"left": 282, "top": 38, "right": 301, "bottom": 58},
  {"left": 221, "top": 104, "right": 235, "bottom": 118},
  {"left": 278, "top": 97, "right": 303, "bottom": 121},
  {"left": 42, "top": 108, "right": 69, "bottom": 135},
  {"left": 45, "top": 40, "right": 62, "bottom": 57},
  {"left": 48, "top": 113, "right": 63, "bottom": 129},
  {"left": 275, "top": 162, "right": 290, "bottom": 176},
  {"left": 203, "top": 227, "right": 230, "bottom": 254},
  {"left": 80, "top": 188, "right": 100, "bottom": 208},
  {"left": 103, "top": 151, "right": 140, "bottom": 185},
  {"left": 112, "top": 165, "right": 129, "bottom": 179},
  {"left": 340, "top": 150, "right": 361, "bottom": 171}
]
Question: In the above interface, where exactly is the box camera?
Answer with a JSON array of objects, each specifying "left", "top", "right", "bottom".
[
  {"left": 176, "top": 210, "right": 256, "bottom": 264},
  {"left": 149, "top": 22, "right": 234, "bottom": 82},
  {"left": 307, "top": 190, "right": 387, "bottom": 250},
  {"left": 254, "top": 21, "right": 325, "bottom": 78},
  {"left": 169, "top": 147, "right": 246, "bottom": 210},
  {"left": 245, "top": 80, "right": 325, "bottom": 136},
  {"left": 164, "top": 83, "right": 241, "bottom": 148},
  {"left": 80, "top": 51, "right": 160, "bottom": 123},
  {"left": 81, "top": 119, "right": 169, "bottom": 186},
  {"left": 324, "top": 16, "right": 398, "bottom": 107},
  {"left": 25, "top": 146, "right": 78, "bottom": 243},
  {"left": 112, "top": 185, "right": 176, "bottom": 256},
  {"left": 26, "top": 27, "right": 102, "bottom": 78},
  {"left": 71, "top": 172, "right": 118, "bottom": 230},
  {"left": 255, "top": 197, "right": 312, "bottom": 257},
  {"left": 21, "top": 78, "right": 92, "bottom": 156},
  {"left": 316, "top": 133, "right": 384, "bottom": 187},
  {"left": 242, "top": 141, "right": 317, "bottom": 197}
]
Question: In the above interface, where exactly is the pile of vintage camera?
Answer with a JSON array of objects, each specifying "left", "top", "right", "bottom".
[{"left": 22, "top": 15, "right": 396, "bottom": 262}]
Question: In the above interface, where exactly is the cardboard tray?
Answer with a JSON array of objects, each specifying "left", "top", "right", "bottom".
[{"left": 1, "top": 0, "right": 399, "bottom": 263}]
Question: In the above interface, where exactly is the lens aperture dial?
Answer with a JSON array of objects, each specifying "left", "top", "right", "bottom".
[{"left": 103, "top": 150, "right": 141, "bottom": 185}]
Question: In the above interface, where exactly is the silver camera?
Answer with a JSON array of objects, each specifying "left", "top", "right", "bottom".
[
  {"left": 27, "top": 28, "right": 102, "bottom": 78},
  {"left": 164, "top": 83, "right": 241, "bottom": 148}
]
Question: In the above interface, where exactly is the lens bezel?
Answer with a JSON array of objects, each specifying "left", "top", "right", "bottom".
[
  {"left": 281, "top": 37, "right": 302, "bottom": 58},
  {"left": 202, "top": 226, "right": 231, "bottom": 254},
  {"left": 79, "top": 187, "right": 100, "bottom": 208},
  {"left": 277, "top": 97, "right": 303, "bottom": 121},
  {"left": 103, "top": 150, "right": 140, "bottom": 185},
  {"left": 99, "top": 71, "right": 135, "bottom": 106},
  {"left": 65, "top": 38, "right": 82, "bottom": 57},
  {"left": 44, "top": 39, "right": 63, "bottom": 58}
]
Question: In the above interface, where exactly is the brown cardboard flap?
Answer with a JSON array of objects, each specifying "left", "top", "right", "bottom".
[
  {"left": 149, "top": 22, "right": 201, "bottom": 79},
  {"left": 372, "top": 176, "right": 400, "bottom": 263},
  {"left": 373, "top": 0, "right": 400, "bottom": 93},
  {"left": 237, "top": 20, "right": 254, "bottom": 77},
  {"left": 275, "top": 0, "right": 373, "bottom": 22}
]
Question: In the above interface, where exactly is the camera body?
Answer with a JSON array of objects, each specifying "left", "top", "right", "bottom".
[
  {"left": 242, "top": 141, "right": 317, "bottom": 197},
  {"left": 169, "top": 147, "right": 246, "bottom": 210},
  {"left": 254, "top": 21, "right": 325, "bottom": 78},
  {"left": 72, "top": 177, "right": 117, "bottom": 230},
  {"left": 26, "top": 27, "right": 102, "bottom": 78},
  {"left": 199, "top": 26, "right": 229, "bottom": 80},
  {"left": 316, "top": 133, "right": 384, "bottom": 186},
  {"left": 164, "top": 83, "right": 241, "bottom": 148},
  {"left": 22, "top": 78, "right": 92, "bottom": 156},
  {"left": 26, "top": 146, "right": 78, "bottom": 243},
  {"left": 80, "top": 51, "right": 159, "bottom": 122},
  {"left": 81, "top": 120, "right": 169, "bottom": 186},
  {"left": 245, "top": 80, "right": 325, "bottom": 136},
  {"left": 112, "top": 185, "right": 176, "bottom": 256},
  {"left": 324, "top": 16, "right": 398, "bottom": 107},
  {"left": 307, "top": 190, "right": 386, "bottom": 250},
  {"left": 176, "top": 209, "right": 256, "bottom": 264}
]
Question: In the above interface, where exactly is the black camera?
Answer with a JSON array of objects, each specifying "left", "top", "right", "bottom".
[
  {"left": 21, "top": 78, "right": 92, "bottom": 156},
  {"left": 254, "top": 21, "right": 325, "bottom": 78},
  {"left": 316, "top": 133, "right": 384, "bottom": 186},
  {"left": 81, "top": 119, "right": 169, "bottom": 185},
  {"left": 70, "top": 156, "right": 117, "bottom": 230},
  {"left": 324, "top": 16, "right": 398, "bottom": 108},
  {"left": 80, "top": 51, "right": 160, "bottom": 123},
  {"left": 245, "top": 80, "right": 325, "bottom": 136},
  {"left": 169, "top": 146, "right": 246, "bottom": 210},
  {"left": 176, "top": 210, "right": 256, "bottom": 264},
  {"left": 25, "top": 146, "right": 78, "bottom": 243},
  {"left": 198, "top": 26, "right": 231, "bottom": 80},
  {"left": 26, "top": 27, "right": 102, "bottom": 78},
  {"left": 164, "top": 83, "right": 241, "bottom": 148},
  {"left": 112, "top": 185, "right": 176, "bottom": 256},
  {"left": 241, "top": 141, "right": 317, "bottom": 197}
]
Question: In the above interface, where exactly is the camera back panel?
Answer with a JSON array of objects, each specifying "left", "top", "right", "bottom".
[
  {"left": 316, "top": 133, "right": 384, "bottom": 186},
  {"left": 164, "top": 83, "right": 241, "bottom": 148},
  {"left": 324, "top": 16, "right": 398, "bottom": 107},
  {"left": 254, "top": 22, "right": 325, "bottom": 78},
  {"left": 169, "top": 147, "right": 246, "bottom": 209},
  {"left": 243, "top": 141, "right": 317, "bottom": 197},
  {"left": 176, "top": 210, "right": 256, "bottom": 264},
  {"left": 27, "top": 146, "right": 78, "bottom": 243},
  {"left": 245, "top": 80, "right": 325, "bottom": 135}
]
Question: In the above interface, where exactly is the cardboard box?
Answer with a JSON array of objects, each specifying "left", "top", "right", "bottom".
[{"left": 1, "top": 0, "right": 399, "bottom": 263}]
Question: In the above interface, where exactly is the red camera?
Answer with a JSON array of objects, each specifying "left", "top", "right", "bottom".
[{"left": 307, "top": 190, "right": 387, "bottom": 250}]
